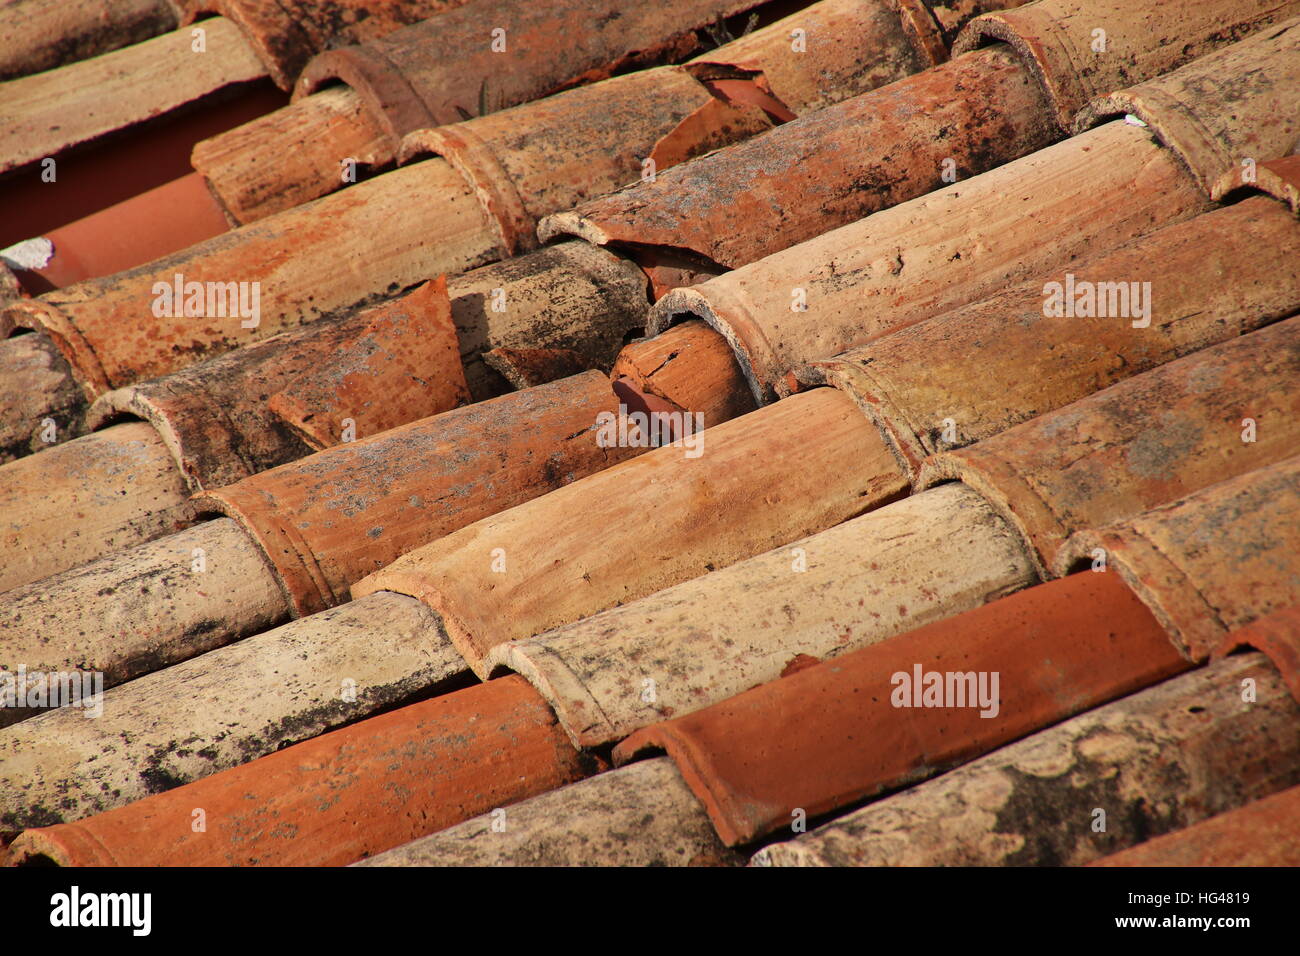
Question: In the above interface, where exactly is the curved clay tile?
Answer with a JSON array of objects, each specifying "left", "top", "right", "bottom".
[
  {"left": 5, "top": 676, "right": 587, "bottom": 866},
  {"left": 0, "top": 372, "right": 639, "bottom": 703},
  {"left": 0, "top": 517, "right": 291, "bottom": 728},
  {"left": 614, "top": 571, "right": 1187, "bottom": 846},
  {"left": 359, "top": 757, "right": 744, "bottom": 867},
  {"left": 752, "top": 652, "right": 1300, "bottom": 866},
  {"left": 355, "top": 386, "right": 906, "bottom": 676},
  {"left": 199, "top": 0, "right": 908, "bottom": 226},
  {"left": 1212, "top": 605, "right": 1300, "bottom": 705},
  {"left": 920, "top": 317, "right": 1300, "bottom": 576},
  {"left": 1074, "top": 18, "right": 1300, "bottom": 197},
  {"left": 3, "top": 158, "right": 500, "bottom": 398},
  {"left": 0, "top": 241, "right": 648, "bottom": 589},
  {"left": 196, "top": 370, "right": 641, "bottom": 617},
  {"left": 0, "top": 17, "right": 266, "bottom": 179},
  {"left": 543, "top": 0, "right": 1292, "bottom": 271},
  {"left": 0, "top": 0, "right": 181, "bottom": 81},
  {"left": 1057, "top": 455, "right": 1300, "bottom": 662},
  {"left": 791, "top": 196, "right": 1298, "bottom": 459},
  {"left": 177, "top": 0, "right": 471, "bottom": 90},
  {"left": 953, "top": 0, "right": 1300, "bottom": 130},
  {"left": 487, "top": 482, "right": 1038, "bottom": 749},
  {"left": 0, "top": 591, "right": 461, "bottom": 830}
]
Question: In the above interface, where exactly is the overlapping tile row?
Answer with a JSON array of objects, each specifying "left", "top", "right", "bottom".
[
  {"left": 201, "top": 0, "right": 782, "bottom": 224},
  {"left": 650, "top": 21, "right": 1300, "bottom": 401},
  {"left": 0, "top": 0, "right": 909, "bottom": 400},
  {"left": 2, "top": 2, "right": 1298, "bottom": 868},
  {"left": 545, "top": 0, "right": 1296, "bottom": 273}
]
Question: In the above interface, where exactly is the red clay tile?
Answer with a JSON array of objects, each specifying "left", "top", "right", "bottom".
[
  {"left": 1058, "top": 456, "right": 1300, "bottom": 661},
  {"left": 920, "top": 317, "right": 1300, "bottom": 575},
  {"left": 3, "top": 157, "right": 501, "bottom": 398},
  {"left": 200, "top": 0, "right": 771, "bottom": 225},
  {"left": 648, "top": 24, "right": 1299, "bottom": 400},
  {"left": 19, "top": 173, "right": 232, "bottom": 290},
  {"left": 0, "top": 516, "right": 291, "bottom": 721},
  {"left": 5, "top": 675, "right": 587, "bottom": 866},
  {"left": 298, "top": 0, "right": 768, "bottom": 135},
  {"left": 355, "top": 386, "right": 906, "bottom": 675},
  {"left": 0, "top": 242, "right": 649, "bottom": 586},
  {"left": 544, "top": 0, "right": 1288, "bottom": 270},
  {"left": 797, "top": 197, "right": 1300, "bottom": 470},
  {"left": 266, "top": 277, "right": 468, "bottom": 450},
  {"left": 610, "top": 320, "right": 755, "bottom": 425},
  {"left": 1089, "top": 784, "right": 1300, "bottom": 867},
  {"left": 487, "top": 482, "right": 1038, "bottom": 749},
  {"left": 0, "top": 284, "right": 460, "bottom": 593},
  {"left": 1212, "top": 605, "right": 1300, "bottom": 705},
  {"left": 0, "top": 333, "right": 82, "bottom": 463},
  {"left": 0, "top": 0, "right": 180, "bottom": 80},
  {"left": 952, "top": 0, "right": 1297, "bottom": 129},
  {"left": 0, "top": 421, "right": 195, "bottom": 595},
  {"left": 87, "top": 279, "right": 463, "bottom": 491},
  {"left": 614, "top": 571, "right": 1187, "bottom": 845},
  {"left": 1217, "top": 154, "right": 1300, "bottom": 214},
  {"left": 399, "top": 67, "right": 776, "bottom": 258},
  {"left": 178, "top": 0, "right": 472, "bottom": 90},
  {"left": 753, "top": 651, "right": 1300, "bottom": 866},
  {"left": 198, "top": 371, "right": 642, "bottom": 616}
]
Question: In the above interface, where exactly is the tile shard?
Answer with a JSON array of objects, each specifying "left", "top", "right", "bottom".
[
  {"left": 267, "top": 277, "right": 469, "bottom": 450},
  {"left": 1056, "top": 455, "right": 1300, "bottom": 662},
  {"left": 614, "top": 571, "right": 1187, "bottom": 846}
]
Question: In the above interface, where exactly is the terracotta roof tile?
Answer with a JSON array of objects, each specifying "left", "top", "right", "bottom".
[
  {"left": 752, "top": 651, "right": 1300, "bottom": 866},
  {"left": 543, "top": 0, "right": 1293, "bottom": 270},
  {"left": 358, "top": 757, "right": 744, "bottom": 867},
  {"left": 0, "top": 15, "right": 267, "bottom": 178},
  {"left": 1058, "top": 455, "right": 1300, "bottom": 661},
  {"left": 6, "top": 675, "right": 587, "bottom": 865},
  {"left": 2, "top": 0, "right": 1298, "bottom": 872},
  {"left": 614, "top": 571, "right": 1188, "bottom": 846},
  {"left": 177, "top": 0, "right": 472, "bottom": 90},
  {"left": 0, "top": 0, "right": 181, "bottom": 81}
]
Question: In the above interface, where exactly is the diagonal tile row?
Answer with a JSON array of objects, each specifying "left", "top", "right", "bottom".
[{"left": 1, "top": 0, "right": 1298, "bottom": 866}]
